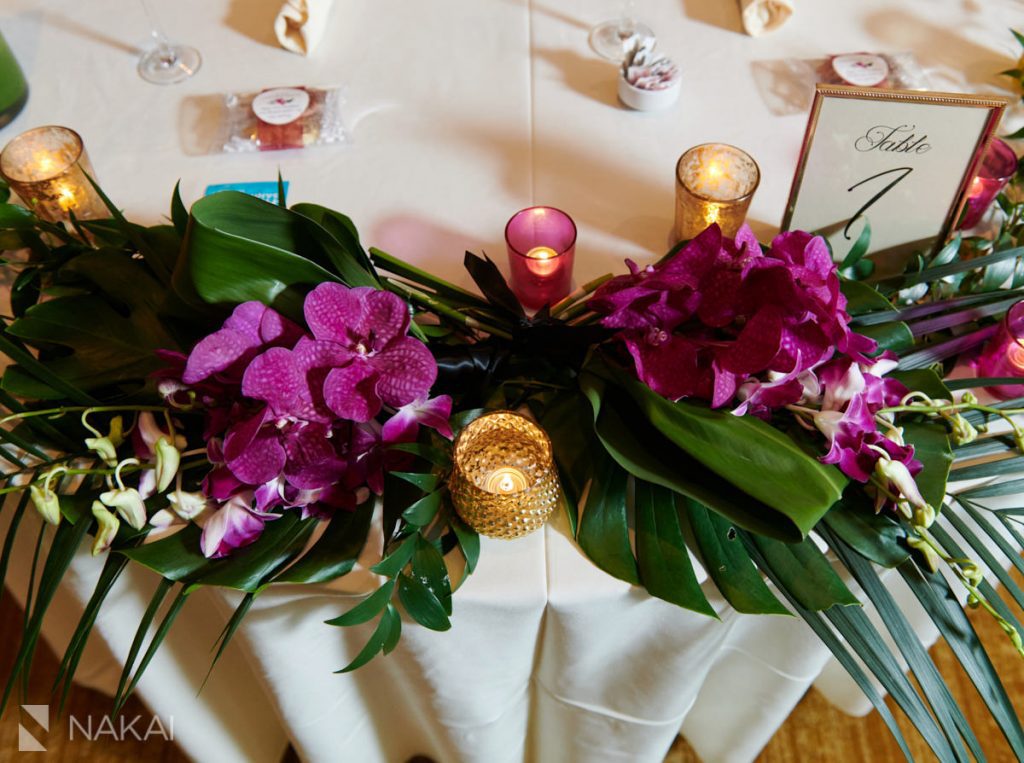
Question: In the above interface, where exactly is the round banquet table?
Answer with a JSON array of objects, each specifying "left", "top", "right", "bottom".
[{"left": 1, "top": 1, "right": 1023, "bottom": 761}]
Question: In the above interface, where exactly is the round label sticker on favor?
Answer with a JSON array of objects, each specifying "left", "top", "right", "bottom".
[
  {"left": 831, "top": 54, "right": 890, "bottom": 87},
  {"left": 252, "top": 88, "right": 310, "bottom": 125}
]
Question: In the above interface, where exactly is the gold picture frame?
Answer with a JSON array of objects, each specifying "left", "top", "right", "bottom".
[{"left": 781, "top": 84, "right": 1009, "bottom": 266}]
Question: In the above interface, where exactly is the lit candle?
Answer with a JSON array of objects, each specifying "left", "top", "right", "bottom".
[
  {"left": 958, "top": 138, "right": 1017, "bottom": 230},
  {"left": 977, "top": 300, "right": 1024, "bottom": 399},
  {"left": 675, "top": 143, "right": 760, "bottom": 242},
  {"left": 449, "top": 411, "right": 562, "bottom": 540},
  {"left": 483, "top": 466, "right": 529, "bottom": 494},
  {"left": 504, "top": 206, "right": 576, "bottom": 311},
  {"left": 0, "top": 126, "right": 107, "bottom": 224}
]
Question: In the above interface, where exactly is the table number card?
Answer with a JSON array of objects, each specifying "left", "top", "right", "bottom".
[{"left": 782, "top": 85, "right": 1009, "bottom": 263}]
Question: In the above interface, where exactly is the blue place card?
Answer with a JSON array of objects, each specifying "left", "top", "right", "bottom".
[{"left": 204, "top": 181, "right": 289, "bottom": 206}]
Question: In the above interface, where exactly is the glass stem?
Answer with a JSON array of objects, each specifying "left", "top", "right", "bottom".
[
  {"left": 140, "top": 0, "right": 177, "bottom": 65},
  {"left": 618, "top": 0, "right": 638, "bottom": 38}
]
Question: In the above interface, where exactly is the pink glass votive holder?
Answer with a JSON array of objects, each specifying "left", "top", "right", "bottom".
[
  {"left": 959, "top": 138, "right": 1017, "bottom": 230},
  {"left": 504, "top": 206, "right": 576, "bottom": 310},
  {"left": 977, "top": 300, "right": 1024, "bottom": 399}
]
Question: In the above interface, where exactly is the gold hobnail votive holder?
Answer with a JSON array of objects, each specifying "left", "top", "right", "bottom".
[
  {"left": 674, "top": 143, "right": 760, "bottom": 242},
  {"left": 0, "top": 126, "right": 106, "bottom": 224},
  {"left": 448, "top": 411, "right": 562, "bottom": 540}
]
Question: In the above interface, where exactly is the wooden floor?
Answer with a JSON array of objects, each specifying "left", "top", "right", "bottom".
[{"left": 1, "top": 569, "right": 1022, "bottom": 762}]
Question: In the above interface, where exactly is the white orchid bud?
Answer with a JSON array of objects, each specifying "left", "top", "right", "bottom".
[
  {"left": 154, "top": 436, "right": 181, "bottom": 494},
  {"left": 100, "top": 487, "right": 147, "bottom": 530},
  {"left": 29, "top": 483, "right": 61, "bottom": 525},
  {"left": 812, "top": 409, "right": 844, "bottom": 443},
  {"left": 168, "top": 488, "right": 207, "bottom": 520},
  {"left": 90, "top": 501, "right": 120, "bottom": 556},
  {"left": 907, "top": 535, "right": 941, "bottom": 573}
]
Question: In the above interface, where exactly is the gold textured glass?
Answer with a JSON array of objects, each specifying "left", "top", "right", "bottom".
[
  {"left": 0, "top": 126, "right": 107, "bottom": 223},
  {"left": 674, "top": 143, "right": 760, "bottom": 242},
  {"left": 449, "top": 411, "right": 562, "bottom": 540}
]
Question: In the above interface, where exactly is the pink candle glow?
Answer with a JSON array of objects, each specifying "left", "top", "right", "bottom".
[
  {"left": 505, "top": 206, "right": 576, "bottom": 310},
  {"left": 977, "top": 300, "right": 1024, "bottom": 399},
  {"left": 959, "top": 138, "right": 1017, "bottom": 230}
]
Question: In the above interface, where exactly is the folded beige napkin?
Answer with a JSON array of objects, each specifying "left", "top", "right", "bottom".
[
  {"left": 738, "top": 0, "right": 793, "bottom": 36},
  {"left": 274, "top": 0, "right": 334, "bottom": 55}
]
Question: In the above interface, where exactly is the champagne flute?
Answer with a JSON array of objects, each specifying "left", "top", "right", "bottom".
[
  {"left": 589, "top": 1, "right": 654, "bottom": 61},
  {"left": 137, "top": 0, "right": 202, "bottom": 85}
]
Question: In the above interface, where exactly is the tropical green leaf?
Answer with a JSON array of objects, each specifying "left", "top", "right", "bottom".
[
  {"left": 114, "top": 586, "right": 191, "bottom": 714},
  {"left": 119, "top": 524, "right": 211, "bottom": 581},
  {"left": 826, "top": 529, "right": 981, "bottom": 762},
  {"left": 193, "top": 513, "right": 317, "bottom": 592},
  {"left": 678, "top": 498, "right": 789, "bottom": 615},
  {"left": 747, "top": 533, "right": 859, "bottom": 610},
  {"left": 841, "top": 279, "right": 893, "bottom": 316},
  {"left": 902, "top": 421, "right": 953, "bottom": 510},
  {"left": 745, "top": 540, "right": 914, "bottom": 760},
  {"left": 633, "top": 481, "right": 715, "bottom": 616},
  {"left": 291, "top": 203, "right": 379, "bottom": 288},
  {"left": 584, "top": 374, "right": 802, "bottom": 540},
  {"left": 897, "top": 561, "right": 1024, "bottom": 757},
  {"left": 587, "top": 360, "right": 847, "bottom": 539},
  {"left": 576, "top": 452, "right": 639, "bottom": 585},
  {"left": 180, "top": 191, "right": 343, "bottom": 321},
  {"left": 114, "top": 577, "right": 173, "bottom": 708},
  {"left": 823, "top": 496, "right": 909, "bottom": 568},
  {"left": 275, "top": 499, "right": 374, "bottom": 585},
  {"left": 392, "top": 472, "right": 443, "bottom": 493},
  {"left": 856, "top": 321, "right": 914, "bottom": 353}
]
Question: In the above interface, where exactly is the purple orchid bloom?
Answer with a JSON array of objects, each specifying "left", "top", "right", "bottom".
[
  {"left": 382, "top": 395, "right": 454, "bottom": 444},
  {"left": 200, "top": 492, "right": 277, "bottom": 558},
  {"left": 303, "top": 283, "right": 438, "bottom": 422},
  {"left": 182, "top": 301, "right": 304, "bottom": 386}
]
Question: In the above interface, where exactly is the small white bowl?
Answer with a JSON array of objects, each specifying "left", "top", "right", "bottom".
[{"left": 618, "top": 72, "right": 681, "bottom": 111}]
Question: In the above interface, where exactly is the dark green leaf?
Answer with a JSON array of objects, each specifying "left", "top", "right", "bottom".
[
  {"left": 634, "top": 481, "right": 715, "bottom": 616},
  {"left": 840, "top": 219, "right": 872, "bottom": 268},
  {"left": 371, "top": 533, "right": 417, "bottom": 577},
  {"left": 401, "top": 490, "right": 444, "bottom": 526},
  {"left": 747, "top": 533, "right": 859, "bottom": 610},
  {"left": 397, "top": 571, "right": 451, "bottom": 631},
  {"left": 678, "top": 498, "right": 789, "bottom": 615},
  {"left": 181, "top": 191, "right": 343, "bottom": 321},
  {"left": 334, "top": 605, "right": 400, "bottom": 673},
  {"left": 291, "top": 203, "right": 379, "bottom": 288},
  {"left": 119, "top": 524, "right": 210, "bottom": 581},
  {"left": 902, "top": 421, "right": 953, "bottom": 510},
  {"left": 463, "top": 251, "right": 526, "bottom": 317},
  {"left": 193, "top": 513, "right": 318, "bottom": 592},
  {"left": 325, "top": 580, "right": 396, "bottom": 627},
  {"left": 856, "top": 321, "right": 914, "bottom": 352},
  {"left": 275, "top": 499, "right": 374, "bottom": 585},
  {"left": 450, "top": 514, "right": 480, "bottom": 574},
  {"left": 392, "top": 472, "right": 442, "bottom": 493},
  {"left": 171, "top": 181, "right": 188, "bottom": 236},
  {"left": 412, "top": 536, "right": 452, "bottom": 616},
  {"left": 823, "top": 497, "right": 909, "bottom": 568},
  {"left": 576, "top": 451, "right": 639, "bottom": 585},
  {"left": 841, "top": 279, "right": 893, "bottom": 316},
  {"left": 114, "top": 577, "right": 173, "bottom": 707}
]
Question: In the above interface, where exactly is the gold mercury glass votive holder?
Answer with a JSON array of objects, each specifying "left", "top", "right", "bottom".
[
  {"left": 0, "top": 126, "right": 106, "bottom": 224},
  {"left": 674, "top": 143, "right": 760, "bottom": 242},
  {"left": 449, "top": 411, "right": 562, "bottom": 540}
]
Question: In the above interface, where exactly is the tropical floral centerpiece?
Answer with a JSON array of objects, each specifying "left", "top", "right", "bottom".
[{"left": 0, "top": 42, "right": 1023, "bottom": 756}]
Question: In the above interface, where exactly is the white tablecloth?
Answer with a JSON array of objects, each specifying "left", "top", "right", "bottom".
[{"left": 1, "top": 1, "right": 1022, "bottom": 761}]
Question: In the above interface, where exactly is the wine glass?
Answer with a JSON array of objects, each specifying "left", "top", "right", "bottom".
[
  {"left": 589, "top": 0, "right": 654, "bottom": 62},
  {"left": 137, "top": 0, "right": 202, "bottom": 85}
]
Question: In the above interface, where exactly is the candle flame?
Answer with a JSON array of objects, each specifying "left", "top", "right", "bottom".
[
  {"left": 483, "top": 466, "right": 529, "bottom": 494},
  {"left": 56, "top": 184, "right": 78, "bottom": 211}
]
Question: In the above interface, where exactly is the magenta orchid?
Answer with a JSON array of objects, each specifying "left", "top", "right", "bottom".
[
  {"left": 588, "top": 224, "right": 877, "bottom": 413},
  {"left": 161, "top": 284, "right": 451, "bottom": 558}
]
